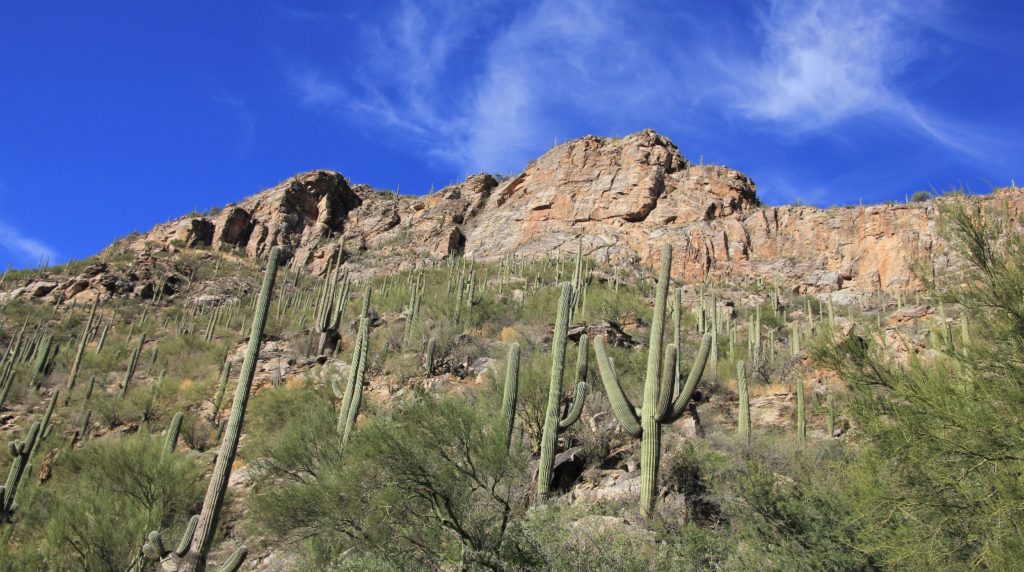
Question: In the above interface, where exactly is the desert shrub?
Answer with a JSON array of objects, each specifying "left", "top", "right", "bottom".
[
  {"left": 910, "top": 190, "right": 932, "bottom": 202},
  {"left": 1, "top": 433, "right": 203, "bottom": 570},
  {"left": 249, "top": 393, "right": 534, "bottom": 570},
  {"left": 815, "top": 203, "right": 1024, "bottom": 569}
]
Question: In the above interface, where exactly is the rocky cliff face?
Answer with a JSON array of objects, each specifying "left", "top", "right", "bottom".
[{"left": 114, "top": 129, "right": 1024, "bottom": 299}]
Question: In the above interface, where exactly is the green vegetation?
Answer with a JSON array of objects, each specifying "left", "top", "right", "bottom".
[{"left": 0, "top": 203, "right": 1019, "bottom": 570}]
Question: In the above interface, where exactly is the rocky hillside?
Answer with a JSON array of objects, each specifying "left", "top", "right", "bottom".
[
  {"left": 0, "top": 128, "right": 1018, "bottom": 570},
  {"left": 114, "top": 129, "right": 1023, "bottom": 302}
]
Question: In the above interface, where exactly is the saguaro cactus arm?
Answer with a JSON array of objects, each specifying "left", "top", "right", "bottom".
[
  {"left": 558, "top": 382, "right": 588, "bottom": 429},
  {"left": 592, "top": 335, "right": 641, "bottom": 438},
  {"left": 558, "top": 335, "right": 589, "bottom": 429},
  {"left": 666, "top": 333, "right": 712, "bottom": 422},
  {"left": 654, "top": 344, "right": 677, "bottom": 422},
  {"left": 143, "top": 515, "right": 199, "bottom": 562}
]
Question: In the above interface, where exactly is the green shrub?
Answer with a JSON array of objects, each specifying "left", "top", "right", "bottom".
[{"left": 1, "top": 433, "right": 203, "bottom": 570}]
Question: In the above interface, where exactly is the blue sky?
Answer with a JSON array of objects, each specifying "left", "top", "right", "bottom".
[{"left": 1, "top": 1, "right": 1022, "bottom": 268}]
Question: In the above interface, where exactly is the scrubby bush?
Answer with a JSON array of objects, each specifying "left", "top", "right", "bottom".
[
  {"left": 0, "top": 433, "right": 203, "bottom": 570},
  {"left": 249, "top": 393, "right": 534, "bottom": 570}
]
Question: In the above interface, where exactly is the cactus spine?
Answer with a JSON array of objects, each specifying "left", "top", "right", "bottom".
[
  {"left": 593, "top": 244, "right": 712, "bottom": 520},
  {"left": 536, "top": 284, "right": 588, "bottom": 499},
  {"left": 173, "top": 246, "right": 281, "bottom": 572},
  {"left": 502, "top": 343, "right": 521, "bottom": 449}
]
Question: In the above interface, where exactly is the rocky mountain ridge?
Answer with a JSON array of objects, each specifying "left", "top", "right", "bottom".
[{"left": 113, "top": 129, "right": 1023, "bottom": 300}]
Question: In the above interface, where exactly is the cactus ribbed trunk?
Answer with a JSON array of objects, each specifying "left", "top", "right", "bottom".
[
  {"left": 639, "top": 244, "right": 671, "bottom": 520},
  {"left": 796, "top": 379, "right": 806, "bottom": 444},
  {"left": 179, "top": 246, "right": 280, "bottom": 572},
  {"left": 537, "top": 283, "right": 573, "bottom": 499},
  {"left": 339, "top": 312, "right": 369, "bottom": 448},
  {"left": 66, "top": 299, "right": 98, "bottom": 398},
  {"left": 120, "top": 335, "right": 146, "bottom": 399},
  {"left": 501, "top": 343, "right": 520, "bottom": 449},
  {"left": 164, "top": 412, "right": 183, "bottom": 454},
  {"left": 424, "top": 337, "right": 436, "bottom": 376},
  {"left": 737, "top": 361, "right": 750, "bottom": 441},
  {"left": 1, "top": 421, "right": 40, "bottom": 524}
]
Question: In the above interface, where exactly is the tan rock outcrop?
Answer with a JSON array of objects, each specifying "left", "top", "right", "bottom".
[{"left": 113, "top": 129, "right": 1024, "bottom": 299}]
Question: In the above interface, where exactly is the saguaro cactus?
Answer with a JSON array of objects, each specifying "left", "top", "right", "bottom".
[
  {"left": 796, "top": 379, "right": 807, "bottom": 445},
  {"left": 737, "top": 361, "right": 750, "bottom": 441},
  {"left": 67, "top": 298, "right": 99, "bottom": 398},
  {"left": 164, "top": 412, "right": 183, "bottom": 454},
  {"left": 1, "top": 421, "right": 41, "bottom": 525},
  {"left": 593, "top": 243, "right": 713, "bottom": 520},
  {"left": 501, "top": 343, "right": 520, "bottom": 449},
  {"left": 333, "top": 290, "right": 371, "bottom": 448},
  {"left": 166, "top": 246, "right": 280, "bottom": 572},
  {"left": 536, "top": 283, "right": 588, "bottom": 499},
  {"left": 424, "top": 337, "right": 437, "bottom": 376},
  {"left": 211, "top": 361, "right": 232, "bottom": 439},
  {"left": 120, "top": 335, "right": 146, "bottom": 399}
]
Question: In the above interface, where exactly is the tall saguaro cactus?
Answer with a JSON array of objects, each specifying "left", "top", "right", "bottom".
[
  {"left": 163, "top": 246, "right": 281, "bottom": 572},
  {"left": 737, "top": 361, "right": 750, "bottom": 441},
  {"left": 333, "top": 290, "right": 371, "bottom": 448},
  {"left": 537, "top": 284, "right": 588, "bottom": 499},
  {"left": 593, "top": 243, "right": 713, "bottom": 520},
  {"left": 796, "top": 379, "right": 806, "bottom": 445},
  {"left": 501, "top": 343, "right": 521, "bottom": 449},
  {"left": 66, "top": 298, "right": 99, "bottom": 399},
  {"left": 120, "top": 335, "right": 146, "bottom": 398}
]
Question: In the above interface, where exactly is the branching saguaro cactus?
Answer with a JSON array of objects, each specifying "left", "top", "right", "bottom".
[
  {"left": 332, "top": 290, "right": 371, "bottom": 449},
  {"left": 593, "top": 244, "right": 713, "bottom": 520},
  {"left": 537, "top": 283, "right": 588, "bottom": 500},
  {"left": 152, "top": 246, "right": 281, "bottom": 572},
  {"left": 501, "top": 342, "right": 520, "bottom": 449},
  {"left": 1, "top": 421, "right": 40, "bottom": 525}
]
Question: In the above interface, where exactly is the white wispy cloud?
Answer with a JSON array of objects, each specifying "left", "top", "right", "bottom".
[
  {"left": 710, "top": 0, "right": 1005, "bottom": 160},
  {"left": 283, "top": 0, "right": 685, "bottom": 175},
  {"left": 721, "top": 2, "right": 918, "bottom": 127},
  {"left": 0, "top": 219, "right": 58, "bottom": 266},
  {"left": 282, "top": 0, "right": 1004, "bottom": 174}
]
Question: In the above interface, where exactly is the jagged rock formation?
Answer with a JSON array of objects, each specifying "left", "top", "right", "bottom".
[{"left": 112, "top": 129, "right": 1024, "bottom": 299}]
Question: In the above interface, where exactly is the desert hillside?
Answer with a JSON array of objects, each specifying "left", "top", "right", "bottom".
[{"left": 0, "top": 131, "right": 1020, "bottom": 571}]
